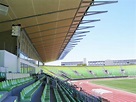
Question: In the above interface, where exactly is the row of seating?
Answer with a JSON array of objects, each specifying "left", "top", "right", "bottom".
[
  {"left": 41, "top": 84, "right": 50, "bottom": 102},
  {"left": 2, "top": 96, "right": 18, "bottom": 102},
  {"left": 40, "top": 76, "right": 46, "bottom": 81},
  {"left": 58, "top": 84, "right": 71, "bottom": 102},
  {"left": 0, "top": 77, "right": 33, "bottom": 91},
  {"left": 0, "top": 74, "right": 101, "bottom": 102},
  {"left": 0, "top": 91, "right": 9, "bottom": 101},
  {"left": 41, "top": 77, "right": 77, "bottom": 102},
  {"left": 58, "top": 82, "right": 101, "bottom": 102},
  {"left": 53, "top": 88, "right": 63, "bottom": 102},
  {"left": 59, "top": 84, "right": 78, "bottom": 102},
  {"left": 0, "top": 91, "right": 4, "bottom": 98},
  {"left": 20, "top": 80, "right": 42, "bottom": 102},
  {"left": 0, "top": 72, "right": 6, "bottom": 78}
]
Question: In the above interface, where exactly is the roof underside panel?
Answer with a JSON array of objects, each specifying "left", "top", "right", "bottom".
[{"left": 0, "top": 0, "right": 93, "bottom": 62}]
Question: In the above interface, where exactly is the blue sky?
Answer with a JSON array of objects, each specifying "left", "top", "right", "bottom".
[{"left": 45, "top": 0, "right": 136, "bottom": 65}]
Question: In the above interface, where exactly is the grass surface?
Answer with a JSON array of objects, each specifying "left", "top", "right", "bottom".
[{"left": 91, "top": 79, "right": 136, "bottom": 94}]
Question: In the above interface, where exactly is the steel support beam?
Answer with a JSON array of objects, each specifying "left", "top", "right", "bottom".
[
  {"left": 92, "top": 1, "right": 118, "bottom": 6},
  {"left": 85, "top": 11, "right": 108, "bottom": 16}
]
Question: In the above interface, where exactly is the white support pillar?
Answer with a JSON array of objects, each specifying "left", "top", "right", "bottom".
[{"left": 17, "top": 58, "right": 21, "bottom": 72}]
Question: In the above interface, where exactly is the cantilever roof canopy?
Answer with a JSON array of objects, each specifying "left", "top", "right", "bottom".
[{"left": 0, "top": 0, "right": 93, "bottom": 62}]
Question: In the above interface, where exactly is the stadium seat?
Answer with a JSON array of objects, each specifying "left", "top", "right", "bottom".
[
  {"left": 53, "top": 88, "right": 63, "bottom": 102},
  {"left": 2, "top": 96, "right": 18, "bottom": 102},
  {"left": 20, "top": 80, "right": 42, "bottom": 102},
  {"left": 0, "top": 72, "right": 6, "bottom": 78},
  {"left": 57, "top": 85, "right": 71, "bottom": 102},
  {"left": 0, "top": 77, "right": 33, "bottom": 92},
  {"left": 41, "top": 84, "right": 50, "bottom": 102},
  {"left": 59, "top": 83, "right": 79, "bottom": 102},
  {"left": 0, "top": 91, "right": 9, "bottom": 101}
]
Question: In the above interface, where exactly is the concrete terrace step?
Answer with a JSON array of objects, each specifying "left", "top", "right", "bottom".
[
  {"left": 2, "top": 96, "right": 18, "bottom": 102},
  {"left": 0, "top": 91, "right": 9, "bottom": 102}
]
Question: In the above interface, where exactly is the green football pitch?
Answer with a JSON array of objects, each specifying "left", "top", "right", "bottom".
[{"left": 91, "top": 79, "right": 136, "bottom": 94}]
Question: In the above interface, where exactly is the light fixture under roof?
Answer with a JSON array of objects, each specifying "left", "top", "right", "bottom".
[{"left": 0, "top": 3, "right": 9, "bottom": 15}]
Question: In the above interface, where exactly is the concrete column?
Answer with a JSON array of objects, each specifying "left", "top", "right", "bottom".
[
  {"left": 17, "top": 57, "right": 21, "bottom": 72},
  {"left": 38, "top": 61, "right": 39, "bottom": 67}
]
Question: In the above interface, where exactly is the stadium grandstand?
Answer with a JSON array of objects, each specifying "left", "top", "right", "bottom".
[
  {"left": 61, "top": 59, "right": 136, "bottom": 66},
  {"left": 88, "top": 59, "right": 136, "bottom": 66},
  {"left": 0, "top": 0, "right": 127, "bottom": 102}
]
